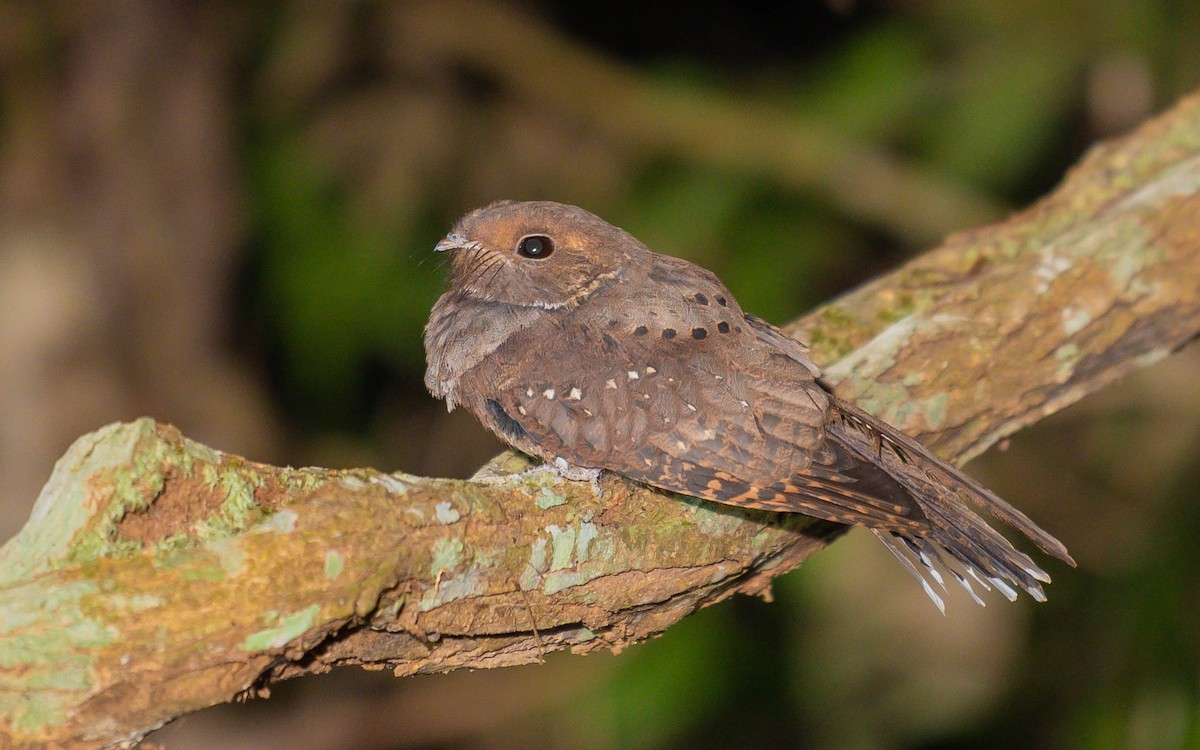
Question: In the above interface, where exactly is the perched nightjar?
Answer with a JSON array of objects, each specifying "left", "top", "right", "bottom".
[{"left": 425, "top": 200, "right": 1074, "bottom": 611}]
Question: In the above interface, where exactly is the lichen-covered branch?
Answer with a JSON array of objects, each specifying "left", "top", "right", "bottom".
[
  {"left": 2, "top": 93, "right": 1199, "bottom": 749},
  {"left": 803, "top": 88, "right": 1200, "bottom": 461}
]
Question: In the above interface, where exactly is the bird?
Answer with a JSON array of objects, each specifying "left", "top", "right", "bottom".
[{"left": 424, "top": 200, "right": 1074, "bottom": 612}]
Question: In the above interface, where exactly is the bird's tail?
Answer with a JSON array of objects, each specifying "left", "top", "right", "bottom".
[{"left": 833, "top": 398, "right": 1075, "bottom": 613}]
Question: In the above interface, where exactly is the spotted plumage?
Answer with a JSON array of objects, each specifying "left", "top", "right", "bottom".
[{"left": 424, "top": 200, "right": 1074, "bottom": 611}]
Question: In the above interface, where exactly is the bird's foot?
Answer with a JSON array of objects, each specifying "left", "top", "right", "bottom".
[{"left": 521, "top": 458, "right": 604, "bottom": 496}]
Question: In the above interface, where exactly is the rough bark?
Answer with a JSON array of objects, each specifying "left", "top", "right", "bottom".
[{"left": 2, "top": 92, "right": 1200, "bottom": 749}]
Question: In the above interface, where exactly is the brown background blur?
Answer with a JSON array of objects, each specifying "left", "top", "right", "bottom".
[{"left": 2, "top": 2, "right": 1199, "bottom": 748}]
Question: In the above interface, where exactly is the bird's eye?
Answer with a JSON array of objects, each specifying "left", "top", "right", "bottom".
[{"left": 517, "top": 235, "right": 554, "bottom": 259}]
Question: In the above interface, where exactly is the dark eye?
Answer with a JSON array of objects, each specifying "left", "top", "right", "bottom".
[{"left": 517, "top": 235, "right": 554, "bottom": 259}]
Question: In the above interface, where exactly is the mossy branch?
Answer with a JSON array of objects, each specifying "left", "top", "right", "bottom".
[{"left": 3, "top": 93, "right": 1200, "bottom": 749}]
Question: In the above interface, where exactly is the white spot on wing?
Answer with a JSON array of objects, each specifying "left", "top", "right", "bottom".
[
  {"left": 606, "top": 379, "right": 617, "bottom": 389},
  {"left": 568, "top": 387, "right": 582, "bottom": 400},
  {"left": 627, "top": 370, "right": 639, "bottom": 380},
  {"left": 543, "top": 388, "right": 556, "bottom": 400}
]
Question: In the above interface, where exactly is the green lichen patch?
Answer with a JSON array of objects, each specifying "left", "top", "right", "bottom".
[
  {"left": 324, "top": 550, "right": 345, "bottom": 580},
  {"left": 546, "top": 525, "right": 577, "bottom": 572},
  {"left": 145, "top": 546, "right": 227, "bottom": 583},
  {"left": 576, "top": 520, "right": 599, "bottom": 561},
  {"left": 520, "top": 538, "right": 549, "bottom": 590},
  {"left": 419, "top": 543, "right": 497, "bottom": 612},
  {"left": 190, "top": 467, "right": 265, "bottom": 542},
  {"left": 539, "top": 513, "right": 677, "bottom": 596},
  {"left": 30, "top": 420, "right": 331, "bottom": 573},
  {"left": 0, "top": 578, "right": 115, "bottom": 733},
  {"left": 203, "top": 535, "right": 249, "bottom": 577},
  {"left": 0, "top": 420, "right": 151, "bottom": 586},
  {"left": 239, "top": 604, "right": 321, "bottom": 651},
  {"left": 535, "top": 487, "right": 567, "bottom": 509},
  {"left": 419, "top": 567, "right": 485, "bottom": 611},
  {"left": 1055, "top": 342, "right": 1080, "bottom": 361},
  {"left": 429, "top": 537, "right": 464, "bottom": 577},
  {"left": 1061, "top": 305, "right": 1093, "bottom": 336},
  {"left": 822, "top": 313, "right": 918, "bottom": 385},
  {"left": 804, "top": 305, "right": 861, "bottom": 362},
  {"left": 918, "top": 392, "right": 950, "bottom": 430},
  {"left": 251, "top": 509, "right": 298, "bottom": 535},
  {"left": 434, "top": 502, "right": 461, "bottom": 524},
  {"left": 873, "top": 289, "right": 922, "bottom": 328}
]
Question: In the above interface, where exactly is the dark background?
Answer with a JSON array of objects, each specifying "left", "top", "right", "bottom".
[{"left": 1, "top": 2, "right": 1198, "bottom": 748}]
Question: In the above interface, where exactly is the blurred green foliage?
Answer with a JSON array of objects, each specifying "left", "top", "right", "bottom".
[{"left": 247, "top": 134, "right": 446, "bottom": 426}]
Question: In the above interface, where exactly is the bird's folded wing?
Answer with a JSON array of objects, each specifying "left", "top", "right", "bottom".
[{"left": 472, "top": 320, "right": 928, "bottom": 529}]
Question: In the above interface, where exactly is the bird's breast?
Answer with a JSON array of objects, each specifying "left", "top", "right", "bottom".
[{"left": 423, "top": 294, "right": 546, "bottom": 407}]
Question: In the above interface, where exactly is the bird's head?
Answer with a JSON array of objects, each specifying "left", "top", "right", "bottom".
[{"left": 435, "top": 200, "right": 641, "bottom": 309}]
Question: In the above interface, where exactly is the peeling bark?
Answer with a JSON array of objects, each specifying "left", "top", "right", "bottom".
[{"left": 2, "top": 93, "right": 1199, "bottom": 749}]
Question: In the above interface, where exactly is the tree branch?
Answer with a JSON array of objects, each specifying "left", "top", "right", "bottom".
[{"left": 3, "top": 92, "right": 1200, "bottom": 749}]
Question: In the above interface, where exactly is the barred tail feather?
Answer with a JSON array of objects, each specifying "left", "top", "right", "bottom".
[
  {"left": 831, "top": 397, "right": 1071, "bottom": 609},
  {"left": 872, "top": 456, "right": 1053, "bottom": 605},
  {"left": 835, "top": 397, "right": 1075, "bottom": 567}
]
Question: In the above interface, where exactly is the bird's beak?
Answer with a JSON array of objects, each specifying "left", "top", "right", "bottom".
[{"left": 435, "top": 232, "right": 469, "bottom": 253}]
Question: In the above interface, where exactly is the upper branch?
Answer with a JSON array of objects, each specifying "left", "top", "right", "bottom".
[{"left": 2, "top": 93, "right": 1200, "bottom": 750}]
